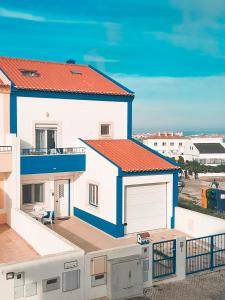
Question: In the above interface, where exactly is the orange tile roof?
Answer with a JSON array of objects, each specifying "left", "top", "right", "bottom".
[
  {"left": 142, "top": 133, "right": 188, "bottom": 140},
  {"left": 0, "top": 57, "right": 133, "bottom": 96},
  {"left": 84, "top": 139, "right": 179, "bottom": 173}
]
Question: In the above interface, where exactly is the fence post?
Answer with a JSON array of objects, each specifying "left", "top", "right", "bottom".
[
  {"left": 210, "top": 235, "right": 214, "bottom": 271},
  {"left": 175, "top": 236, "right": 186, "bottom": 280}
]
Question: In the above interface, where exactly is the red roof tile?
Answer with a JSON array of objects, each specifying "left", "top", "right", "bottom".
[
  {"left": 84, "top": 139, "right": 179, "bottom": 172},
  {"left": 0, "top": 57, "right": 133, "bottom": 96}
]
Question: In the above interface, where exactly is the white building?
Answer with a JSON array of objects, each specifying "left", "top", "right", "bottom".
[
  {"left": 142, "top": 133, "right": 188, "bottom": 159},
  {"left": 0, "top": 56, "right": 179, "bottom": 239},
  {"left": 184, "top": 138, "right": 225, "bottom": 165}
]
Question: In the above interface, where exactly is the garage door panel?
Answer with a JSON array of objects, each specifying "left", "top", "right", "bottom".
[{"left": 126, "top": 183, "right": 167, "bottom": 234}]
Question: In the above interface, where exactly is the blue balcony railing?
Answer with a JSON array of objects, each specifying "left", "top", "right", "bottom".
[{"left": 20, "top": 147, "right": 86, "bottom": 175}]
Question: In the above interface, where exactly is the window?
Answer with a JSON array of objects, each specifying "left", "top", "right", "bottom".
[
  {"left": 35, "top": 125, "right": 57, "bottom": 149},
  {"left": 100, "top": 124, "right": 110, "bottom": 137},
  {"left": 20, "top": 69, "right": 40, "bottom": 77},
  {"left": 170, "top": 142, "right": 174, "bottom": 146},
  {"left": 22, "top": 183, "right": 44, "bottom": 205},
  {"left": 179, "top": 142, "right": 183, "bottom": 146},
  {"left": 162, "top": 142, "right": 166, "bottom": 146},
  {"left": 154, "top": 142, "right": 158, "bottom": 146},
  {"left": 89, "top": 184, "right": 99, "bottom": 207}
]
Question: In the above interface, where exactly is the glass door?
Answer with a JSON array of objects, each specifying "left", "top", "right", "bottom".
[{"left": 35, "top": 127, "right": 57, "bottom": 151}]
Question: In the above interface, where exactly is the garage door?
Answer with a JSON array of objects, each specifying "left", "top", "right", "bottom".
[{"left": 125, "top": 183, "right": 167, "bottom": 234}]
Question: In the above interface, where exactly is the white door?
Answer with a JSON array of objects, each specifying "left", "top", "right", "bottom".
[
  {"left": 55, "top": 180, "right": 69, "bottom": 218},
  {"left": 125, "top": 183, "right": 167, "bottom": 234}
]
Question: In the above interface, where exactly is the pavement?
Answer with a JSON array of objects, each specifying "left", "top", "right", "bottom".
[{"left": 129, "top": 269, "right": 225, "bottom": 300}]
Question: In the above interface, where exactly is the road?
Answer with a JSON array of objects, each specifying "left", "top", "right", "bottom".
[{"left": 130, "top": 269, "right": 225, "bottom": 300}]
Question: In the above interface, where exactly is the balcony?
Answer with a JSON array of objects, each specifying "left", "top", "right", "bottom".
[
  {"left": 0, "top": 146, "right": 12, "bottom": 174},
  {"left": 20, "top": 147, "right": 86, "bottom": 175}
]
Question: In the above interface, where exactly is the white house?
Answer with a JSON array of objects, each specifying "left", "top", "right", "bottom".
[
  {"left": 0, "top": 56, "right": 179, "bottom": 238},
  {"left": 142, "top": 132, "right": 188, "bottom": 159},
  {"left": 183, "top": 139, "right": 225, "bottom": 165}
]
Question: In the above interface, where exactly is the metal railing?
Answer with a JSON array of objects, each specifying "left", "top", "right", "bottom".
[
  {"left": 186, "top": 233, "right": 225, "bottom": 275},
  {"left": 0, "top": 146, "right": 12, "bottom": 152},
  {"left": 21, "top": 147, "right": 85, "bottom": 156},
  {"left": 153, "top": 239, "right": 176, "bottom": 279}
]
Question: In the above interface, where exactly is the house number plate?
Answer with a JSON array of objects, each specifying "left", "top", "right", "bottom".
[{"left": 64, "top": 260, "right": 78, "bottom": 269}]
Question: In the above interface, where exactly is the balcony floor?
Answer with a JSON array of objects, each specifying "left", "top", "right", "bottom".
[
  {"left": 50, "top": 217, "right": 187, "bottom": 253},
  {"left": 0, "top": 224, "right": 39, "bottom": 264}
]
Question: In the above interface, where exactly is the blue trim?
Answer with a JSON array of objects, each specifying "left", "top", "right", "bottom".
[
  {"left": 116, "top": 176, "right": 124, "bottom": 236},
  {"left": 89, "top": 65, "right": 134, "bottom": 95},
  {"left": 74, "top": 207, "right": 123, "bottom": 238},
  {"left": 21, "top": 154, "right": 86, "bottom": 175},
  {"left": 79, "top": 138, "right": 122, "bottom": 173},
  {"left": 68, "top": 179, "right": 71, "bottom": 216},
  {"left": 10, "top": 92, "right": 17, "bottom": 134},
  {"left": 14, "top": 89, "right": 133, "bottom": 102},
  {"left": 171, "top": 172, "right": 178, "bottom": 228},
  {"left": 127, "top": 101, "right": 133, "bottom": 138},
  {"left": 131, "top": 138, "right": 180, "bottom": 168}
]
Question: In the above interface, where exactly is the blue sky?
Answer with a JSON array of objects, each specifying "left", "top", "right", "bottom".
[{"left": 0, "top": 0, "right": 225, "bottom": 133}]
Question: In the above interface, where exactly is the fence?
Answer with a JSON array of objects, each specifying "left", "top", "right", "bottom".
[
  {"left": 21, "top": 147, "right": 85, "bottom": 156},
  {"left": 152, "top": 239, "right": 176, "bottom": 279},
  {"left": 186, "top": 233, "right": 225, "bottom": 275}
]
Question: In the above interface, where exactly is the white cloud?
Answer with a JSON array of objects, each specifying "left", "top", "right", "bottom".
[
  {"left": 103, "top": 22, "right": 122, "bottom": 45},
  {"left": 0, "top": 7, "right": 45, "bottom": 22},
  {"left": 84, "top": 54, "right": 119, "bottom": 63},
  {"left": 0, "top": 7, "right": 98, "bottom": 24},
  {"left": 148, "top": 0, "right": 225, "bottom": 56},
  {"left": 112, "top": 73, "right": 225, "bottom": 131}
]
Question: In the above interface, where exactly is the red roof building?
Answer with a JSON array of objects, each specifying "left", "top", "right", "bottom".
[
  {"left": 0, "top": 57, "right": 133, "bottom": 96},
  {"left": 84, "top": 139, "right": 178, "bottom": 172}
]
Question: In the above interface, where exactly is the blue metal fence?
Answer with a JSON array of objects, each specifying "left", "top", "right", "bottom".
[
  {"left": 186, "top": 233, "right": 225, "bottom": 275},
  {"left": 153, "top": 239, "right": 176, "bottom": 279}
]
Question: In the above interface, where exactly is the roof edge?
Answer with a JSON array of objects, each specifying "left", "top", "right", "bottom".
[{"left": 89, "top": 65, "right": 135, "bottom": 96}]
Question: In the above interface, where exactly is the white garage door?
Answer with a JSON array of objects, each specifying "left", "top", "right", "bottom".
[{"left": 125, "top": 183, "right": 167, "bottom": 234}]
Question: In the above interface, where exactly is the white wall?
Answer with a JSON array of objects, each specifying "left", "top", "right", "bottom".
[
  {"left": 75, "top": 140, "right": 118, "bottom": 224},
  {"left": 123, "top": 174, "right": 173, "bottom": 228},
  {"left": 175, "top": 207, "right": 225, "bottom": 237},
  {"left": 17, "top": 97, "right": 128, "bottom": 148},
  {"left": 0, "top": 252, "right": 84, "bottom": 300},
  {"left": 0, "top": 93, "right": 4, "bottom": 144},
  {"left": 84, "top": 244, "right": 142, "bottom": 300},
  {"left": 10, "top": 209, "right": 83, "bottom": 255}
]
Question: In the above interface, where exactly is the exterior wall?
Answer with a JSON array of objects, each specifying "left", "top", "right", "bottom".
[
  {"left": 123, "top": 174, "right": 174, "bottom": 229},
  {"left": 20, "top": 172, "right": 78, "bottom": 213},
  {"left": 74, "top": 141, "right": 118, "bottom": 226},
  {"left": 10, "top": 208, "right": 81, "bottom": 255},
  {"left": 143, "top": 138, "right": 187, "bottom": 158},
  {"left": 0, "top": 90, "right": 10, "bottom": 144},
  {"left": 0, "top": 252, "right": 84, "bottom": 300},
  {"left": 17, "top": 97, "right": 128, "bottom": 148},
  {"left": 175, "top": 207, "right": 225, "bottom": 237}
]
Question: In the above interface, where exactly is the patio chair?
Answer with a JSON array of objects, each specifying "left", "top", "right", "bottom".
[{"left": 42, "top": 211, "right": 54, "bottom": 225}]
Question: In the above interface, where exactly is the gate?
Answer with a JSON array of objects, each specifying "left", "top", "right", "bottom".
[
  {"left": 186, "top": 233, "right": 225, "bottom": 275},
  {"left": 153, "top": 239, "right": 176, "bottom": 279}
]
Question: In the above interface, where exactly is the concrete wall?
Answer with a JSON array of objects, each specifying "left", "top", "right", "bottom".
[
  {"left": 123, "top": 174, "right": 174, "bottom": 228},
  {"left": 10, "top": 209, "right": 82, "bottom": 256},
  {"left": 75, "top": 140, "right": 118, "bottom": 224},
  {"left": 0, "top": 252, "right": 84, "bottom": 300},
  {"left": 175, "top": 207, "right": 225, "bottom": 237},
  {"left": 17, "top": 97, "right": 128, "bottom": 148}
]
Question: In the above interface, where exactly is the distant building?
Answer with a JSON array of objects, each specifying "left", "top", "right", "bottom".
[
  {"left": 142, "top": 132, "right": 188, "bottom": 159},
  {"left": 183, "top": 140, "right": 225, "bottom": 165}
]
